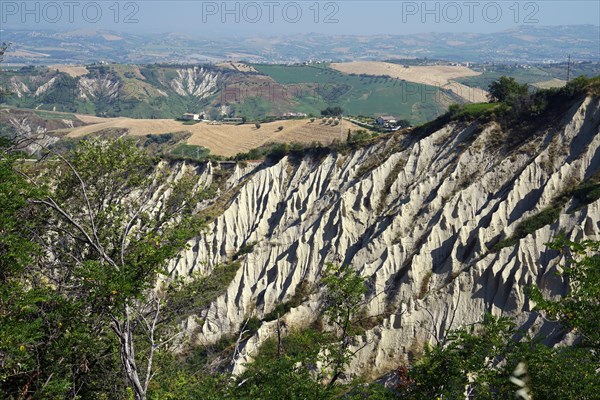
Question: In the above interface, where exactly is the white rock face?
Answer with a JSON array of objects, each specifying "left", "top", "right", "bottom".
[
  {"left": 34, "top": 77, "right": 57, "bottom": 97},
  {"left": 170, "top": 96, "right": 600, "bottom": 378},
  {"left": 78, "top": 76, "right": 120, "bottom": 101},
  {"left": 9, "top": 77, "right": 31, "bottom": 98},
  {"left": 170, "top": 67, "right": 220, "bottom": 98}
]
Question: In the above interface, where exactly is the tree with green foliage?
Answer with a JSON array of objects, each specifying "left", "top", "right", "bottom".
[
  {"left": 347, "top": 129, "right": 372, "bottom": 145},
  {"left": 404, "top": 314, "right": 518, "bottom": 399},
  {"left": 228, "top": 265, "right": 396, "bottom": 399},
  {"left": 321, "top": 263, "right": 368, "bottom": 386},
  {"left": 321, "top": 106, "right": 344, "bottom": 117},
  {"left": 1, "top": 141, "right": 123, "bottom": 398},
  {"left": 232, "top": 329, "right": 331, "bottom": 400},
  {"left": 0, "top": 145, "right": 57, "bottom": 396},
  {"left": 145, "top": 263, "right": 377, "bottom": 399},
  {"left": 404, "top": 311, "right": 600, "bottom": 399},
  {"left": 529, "top": 235, "right": 600, "bottom": 351},
  {"left": 488, "top": 76, "right": 529, "bottom": 103},
  {"left": 21, "top": 138, "right": 205, "bottom": 399},
  {"left": 1, "top": 50, "right": 106, "bottom": 398}
]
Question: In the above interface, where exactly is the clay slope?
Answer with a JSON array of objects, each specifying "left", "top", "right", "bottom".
[{"left": 169, "top": 95, "right": 600, "bottom": 378}]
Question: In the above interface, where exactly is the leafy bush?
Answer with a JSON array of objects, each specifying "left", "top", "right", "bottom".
[
  {"left": 232, "top": 241, "right": 256, "bottom": 260},
  {"left": 493, "top": 171, "right": 600, "bottom": 251},
  {"left": 403, "top": 310, "right": 600, "bottom": 400},
  {"left": 529, "top": 236, "right": 600, "bottom": 349},
  {"left": 165, "top": 261, "right": 241, "bottom": 322},
  {"left": 493, "top": 206, "right": 561, "bottom": 251},
  {"left": 321, "top": 106, "right": 344, "bottom": 117},
  {"left": 144, "top": 133, "right": 173, "bottom": 145},
  {"left": 263, "top": 281, "right": 311, "bottom": 322},
  {"left": 448, "top": 102, "right": 499, "bottom": 120},
  {"left": 347, "top": 129, "right": 373, "bottom": 144},
  {"left": 488, "top": 76, "right": 529, "bottom": 103},
  {"left": 168, "top": 144, "right": 211, "bottom": 161}
]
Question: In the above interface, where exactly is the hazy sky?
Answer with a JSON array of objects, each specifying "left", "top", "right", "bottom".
[{"left": 2, "top": 0, "right": 599, "bottom": 36}]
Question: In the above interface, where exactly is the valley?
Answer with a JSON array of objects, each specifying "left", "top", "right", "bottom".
[{"left": 3, "top": 26, "right": 599, "bottom": 65}]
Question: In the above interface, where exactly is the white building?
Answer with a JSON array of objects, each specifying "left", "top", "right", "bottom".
[
  {"left": 375, "top": 115, "right": 397, "bottom": 127},
  {"left": 181, "top": 113, "right": 201, "bottom": 121}
]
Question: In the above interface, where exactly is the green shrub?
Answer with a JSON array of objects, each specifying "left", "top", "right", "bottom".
[
  {"left": 263, "top": 281, "right": 311, "bottom": 322},
  {"left": 347, "top": 129, "right": 371, "bottom": 144},
  {"left": 232, "top": 241, "right": 256, "bottom": 260},
  {"left": 165, "top": 261, "right": 241, "bottom": 321},
  {"left": 493, "top": 206, "right": 561, "bottom": 251},
  {"left": 168, "top": 144, "right": 211, "bottom": 161},
  {"left": 488, "top": 76, "right": 529, "bottom": 103}
]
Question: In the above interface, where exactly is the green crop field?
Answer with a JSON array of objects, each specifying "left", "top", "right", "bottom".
[
  {"left": 253, "top": 64, "right": 347, "bottom": 84},
  {"left": 232, "top": 96, "right": 277, "bottom": 120},
  {"left": 32, "top": 110, "right": 78, "bottom": 120},
  {"left": 252, "top": 64, "right": 450, "bottom": 124}
]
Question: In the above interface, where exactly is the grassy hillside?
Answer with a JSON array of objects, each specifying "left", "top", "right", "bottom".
[
  {"left": 253, "top": 64, "right": 452, "bottom": 124},
  {"left": 1, "top": 63, "right": 453, "bottom": 124}
]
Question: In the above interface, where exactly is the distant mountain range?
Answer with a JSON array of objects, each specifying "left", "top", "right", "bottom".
[{"left": 3, "top": 25, "right": 599, "bottom": 65}]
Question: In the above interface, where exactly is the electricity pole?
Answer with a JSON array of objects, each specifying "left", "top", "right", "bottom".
[{"left": 567, "top": 54, "right": 572, "bottom": 83}]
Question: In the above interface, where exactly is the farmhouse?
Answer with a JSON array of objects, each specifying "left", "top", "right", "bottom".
[
  {"left": 282, "top": 112, "right": 308, "bottom": 118},
  {"left": 375, "top": 115, "right": 397, "bottom": 127},
  {"left": 181, "top": 113, "right": 201, "bottom": 121}
]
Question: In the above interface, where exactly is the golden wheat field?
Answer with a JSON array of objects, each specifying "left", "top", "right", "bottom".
[
  {"left": 48, "top": 65, "right": 90, "bottom": 78},
  {"left": 66, "top": 117, "right": 364, "bottom": 157},
  {"left": 532, "top": 79, "right": 567, "bottom": 89},
  {"left": 330, "top": 62, "right": 489, "bottom": 103}
]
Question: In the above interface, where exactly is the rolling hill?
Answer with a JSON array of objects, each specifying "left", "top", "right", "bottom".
[{"left": 1, "top": 63, "right": 459, "bottom": 124}]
